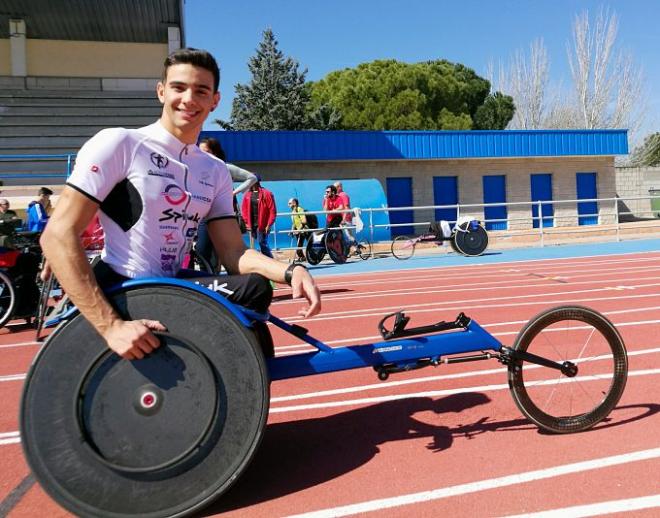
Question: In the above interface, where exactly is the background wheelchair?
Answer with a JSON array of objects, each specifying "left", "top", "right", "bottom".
[
  {"left": 21, "top": 277, "right": 628, "bottom": 518},
  {"left": 305, "top": 226, "right": 371, "bottom": 265},
  {"left": 0, "top": 229, "right": 42, "bottom": 327},
  {"left": 391, "top": 219, "right": 489, "bottom": 260}
]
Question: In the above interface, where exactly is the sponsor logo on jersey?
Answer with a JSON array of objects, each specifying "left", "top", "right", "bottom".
[
  {"left": 163, "top": 231, "right": 179, "bottom": 244},
  {"left": 150, "top": 152, "right": 169, "bottom": 169},
  {"left": 160, "top": 246, "right": 178, "bottom": 253},
  {"left": 148, "top": 169, "right": 175, "bottom": 179},
  {"left": 192, "top": 193, "right": 212, "bottom": 203},
  {"left": 90, "top": 165, "right": 99, "bottom": 173},
  {"left": 162, "top": 184, "right": 188, "bottom": 205},
  {"left": 198, "top": 171, "right": 214, "bottom": 187},
  {"left": 185, "top": 228, "right": 197, "bottom": 238},
  {"left": 160, "top": 253, "right": 176, "bottom": 272},
  {"left": 159, "top": 224, "right": 178, "bottom": 230},
  {"left": 159, "top": 208, "right": 200, "bottom": 224}
]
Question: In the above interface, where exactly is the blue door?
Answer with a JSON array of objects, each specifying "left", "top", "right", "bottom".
[
  {"left": 433, "top": 176, "right": 458, "bottom": 224},
  {"left": 483, "top": 175, "right": 507, "bottom": 230},
  {"left": 530, "top": 174, "right": 554, "bottom": 228},
  {"left": 386, "top": 177, "right": 414, "bottom": 236},
  {"left": 576, "top": 172, "right": 598, "bottom": 225}
]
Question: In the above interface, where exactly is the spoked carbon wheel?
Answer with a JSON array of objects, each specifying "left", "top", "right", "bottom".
[
  {"left": 356, "top": 240, "right": 371, "bottom": 260},
  {"left": 305, "top": 232, "right": 326, "bottom": 265},
  {"left": 391, "top": 235, "right": 416, "bottom": 260},
  {"left": 453, "top": 222, "right": 488, "bottom": 257},
  {"left": 21, "top": 285, "right": 269, "bottom": 517},
  {"left": 0, "top": 270, "right": 16, "bottom": 327},
  {"left": 508, "top": 305, "right": 628, "bottom": 434},
  {"left": 325, "top": 229, "right": 348, "bottom": 264}
]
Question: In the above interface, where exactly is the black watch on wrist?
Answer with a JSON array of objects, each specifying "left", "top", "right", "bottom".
[{"left": 284, "top": 263, "right": 307, "bottom": 285}]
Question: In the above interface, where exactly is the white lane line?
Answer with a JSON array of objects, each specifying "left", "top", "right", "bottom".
[
  {"left": 283, "top": 289, "right": 660, "bottom": 324},
  {"left": 0, "top": 341, "right": 39, "bottom": 350},
  {"left": 0, "top": 374, "right": 26, "bottom": 382},
  {"left": 506, "top": 494, "right": 660, "bottom": 517},
  {"left": 269, "top": 368, "right": 660, "bottom": 413},
  {"left": 284, "top": 448, "right": 660, "bottom": 518},
  {"left": 0, "top": 431, "right": 20, "bottom": 446},
  {"left": 275, "top": 305, "right": 660, "bottom": 349},
  {"left": 271, "top": 347, "right": 660, "bottom": 403}
]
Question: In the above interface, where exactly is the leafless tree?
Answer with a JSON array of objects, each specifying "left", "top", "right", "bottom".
[
  {"left": 560, "top": 8, "right": 646, "bottom": 136},
  {"left": 488, "top": 39, "right": 549, "bottom": 129}
]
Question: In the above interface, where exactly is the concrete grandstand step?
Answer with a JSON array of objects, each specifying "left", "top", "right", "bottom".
[
  {"left": 0, "top": 116, "right": 158, "bottom": 126},
  {"left": 0, "top": 135, "right": 88, "bottom": 149},
  {"left": 0, "top": 105, "right": 162, "bottom": 116},
  {"left": 0, "top": 125, "right": 132, "bottom": 137},
  {"left": 0, "top": 89, "right": 157, "bottom": 99}
]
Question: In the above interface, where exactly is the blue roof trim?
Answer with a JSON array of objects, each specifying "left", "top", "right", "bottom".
[{"left": 200, "top": 129, "right": 628, "bottom": 162}]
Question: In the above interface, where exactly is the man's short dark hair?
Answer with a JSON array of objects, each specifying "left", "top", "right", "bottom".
[
  {"left": 326, "top": 185, "right": 337, "bottom": 194},
  {"left": 39, "top": 187, "right": 53, "bottom": 196},
  {"left": 199, "top": 137, "right": 226, "bottom": 161},
  {"left": 163, "top": 48, "right": 220, "bottom": 92}
]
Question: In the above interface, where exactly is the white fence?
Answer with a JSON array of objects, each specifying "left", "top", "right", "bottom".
[{"left": 268, "top": 193, "right": 660, "bottom": 252}]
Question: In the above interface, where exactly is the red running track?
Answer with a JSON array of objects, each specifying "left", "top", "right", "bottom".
[{"left": 0, "top": 251, "right": 659, "bottom": 517}]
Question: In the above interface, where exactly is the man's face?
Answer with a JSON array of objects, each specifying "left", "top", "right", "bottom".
[
  {"left": 0, "top": 202, "right": 8, "bottom": 213},
  {"left": 325, "top": 189, "right": 335, "bottom": 199},
  {"left": 157, "top": 63, "right": 220, "bottom": 143}
]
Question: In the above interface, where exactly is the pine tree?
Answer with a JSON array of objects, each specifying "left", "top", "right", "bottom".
[{"left": 217, "top": 29, "right": 309, "bottom": 130}]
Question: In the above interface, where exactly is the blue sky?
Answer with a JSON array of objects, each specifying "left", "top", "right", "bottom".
[{"left": 184, "top": 0, "right": 659, "bottom": 140}]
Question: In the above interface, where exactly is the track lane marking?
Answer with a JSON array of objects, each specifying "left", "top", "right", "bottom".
[
  {"left": 506, "top": 494, "right": 660, "bottom": 517},
  {"left": 270, "top": 368, "right": 660, "bottom": 413},
  {"left": 284, "top": 448, "right": 660, "bottom": 518},
  {"left": 271, "top": 347, "right": 660, "bottom": 402}
]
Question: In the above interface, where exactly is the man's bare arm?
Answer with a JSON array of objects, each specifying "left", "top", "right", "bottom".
[
  {"left": 208, "top": 218, "right": 321, "bottom": 317},
  {"left": 40, "top": 187, "right": 165, "bottom": 359}
]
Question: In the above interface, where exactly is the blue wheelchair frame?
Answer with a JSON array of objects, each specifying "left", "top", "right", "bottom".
[{"left": 45, "top": 277, "right": 504, "bottom": 381}]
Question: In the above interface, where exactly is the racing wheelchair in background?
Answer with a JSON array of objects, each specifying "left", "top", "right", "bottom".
[
  {"left": 0, "top": 226, "right": 42, "bottom": 327},
  {"left": 392, "top": 218, "right": 489, "bottom": 259},
  {"left": 21, "top": 274, "right": 628, "bottom": 517}
]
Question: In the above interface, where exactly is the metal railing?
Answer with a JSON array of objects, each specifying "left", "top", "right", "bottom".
[
  {"left": 0, "top": 154, "right": 75, "bottom": 180},
  {"left": 267, "top": 193, "right": 660, "bottom": 254}
]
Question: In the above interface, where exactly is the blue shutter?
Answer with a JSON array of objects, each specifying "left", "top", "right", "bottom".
[
  {"left": 483, "top": 175, "right": 507, "bottom": 230},
  {"left": 433, "top": 176, "right": 458, "bottom": 224},
  {"left": 386, "top": 177, "right": 414, "bottom": 236},
  {"left": 530, "top": 174, "right": 554, "bottom": 228},
  {"left": 576, "top": 172, "right": 598, "bottom": 225}
]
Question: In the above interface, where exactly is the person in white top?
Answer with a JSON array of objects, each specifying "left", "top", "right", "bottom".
[{"left": 40, "top": 48, "right": 321, "bottom": 361}]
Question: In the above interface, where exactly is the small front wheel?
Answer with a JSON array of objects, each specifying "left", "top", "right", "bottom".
[
  {"left": 508, "top": 305, "right": 628, "bottom": 433},
  {"left": 391, "top": 236, "right": 416, "bottom": 260},
  {"left": 356, "top": 240, "right": 371, "bottom": 260}
]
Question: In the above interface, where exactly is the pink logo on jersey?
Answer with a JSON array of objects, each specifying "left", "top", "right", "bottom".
[
  {"left": 162, "top": 184, "right": 188, "bottom": 205},
  {"left": 90, "top": 165, "right": 99, "bottom": 173},
  {"left": 163, "top": 231, "right": 178, "bottom": 244}
]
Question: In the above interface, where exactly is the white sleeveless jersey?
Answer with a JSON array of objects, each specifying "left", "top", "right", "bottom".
[{"left": 67, "top": 122, "right": 234, "bottom": 278}]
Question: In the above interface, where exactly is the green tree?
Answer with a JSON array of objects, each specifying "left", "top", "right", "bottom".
[
  {"left": 307, "top": 59, "right": 511, "bottom": 130},
  {"left": 217, "top": 29, "right": 309, "bottom": 130},
  {"left": 631, "top": 133, "right": 660, "bottom": 167},
  {"left": 473, "top": 92, "right": 516, "bottom": 130}
]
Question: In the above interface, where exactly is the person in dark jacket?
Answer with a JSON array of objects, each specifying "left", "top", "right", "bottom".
[{"left": 27, "top": 187, "right": 53, "bottom": 232}]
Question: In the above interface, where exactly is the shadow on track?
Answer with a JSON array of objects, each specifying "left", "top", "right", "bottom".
[{"left": 204, "top": 398, "right": 659, "bottom": 515}]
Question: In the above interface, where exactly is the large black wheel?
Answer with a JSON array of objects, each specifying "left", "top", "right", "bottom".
[
  {"left": 305, "top": 232, "right": 326, "bottom": 265},
  {"left": 391, "top": 235, "right": 416, "bottom": 260},
  {"left": 452, "top": 222, "right": 488, "bottom": 257},
  {"left": 21, "top": 286, "right": 269, "bottom": 517},
  {"left": 0, "top": 269, "right": 16, "bottom": 327},
  {"left": 508, "top": 305, "right": 628, "bottom": 434},
  {"left": 325, "top": 229, "right": 348, "bottom": 264}
]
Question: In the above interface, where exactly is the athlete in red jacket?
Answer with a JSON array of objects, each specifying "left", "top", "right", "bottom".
[{"left": 241, "top": 180, "right": 276, "bottom": 257}]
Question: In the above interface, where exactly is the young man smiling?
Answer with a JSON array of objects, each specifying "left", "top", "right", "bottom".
[{"left": 40, "top": 48, "right": 321, "bottom": 360}]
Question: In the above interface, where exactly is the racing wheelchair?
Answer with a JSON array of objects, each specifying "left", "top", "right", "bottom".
[
  {"left": 392, "top": 219, "right": 489, "bottom": 260},
  {"left": 0, "top": 228, "right": 43, "bottom": 327},
  {"left": 21, "top": 278, "right": 628, "bottom": 517},
  {"left": 305, "top": 227, "right": 371, "bottom": 265}
]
